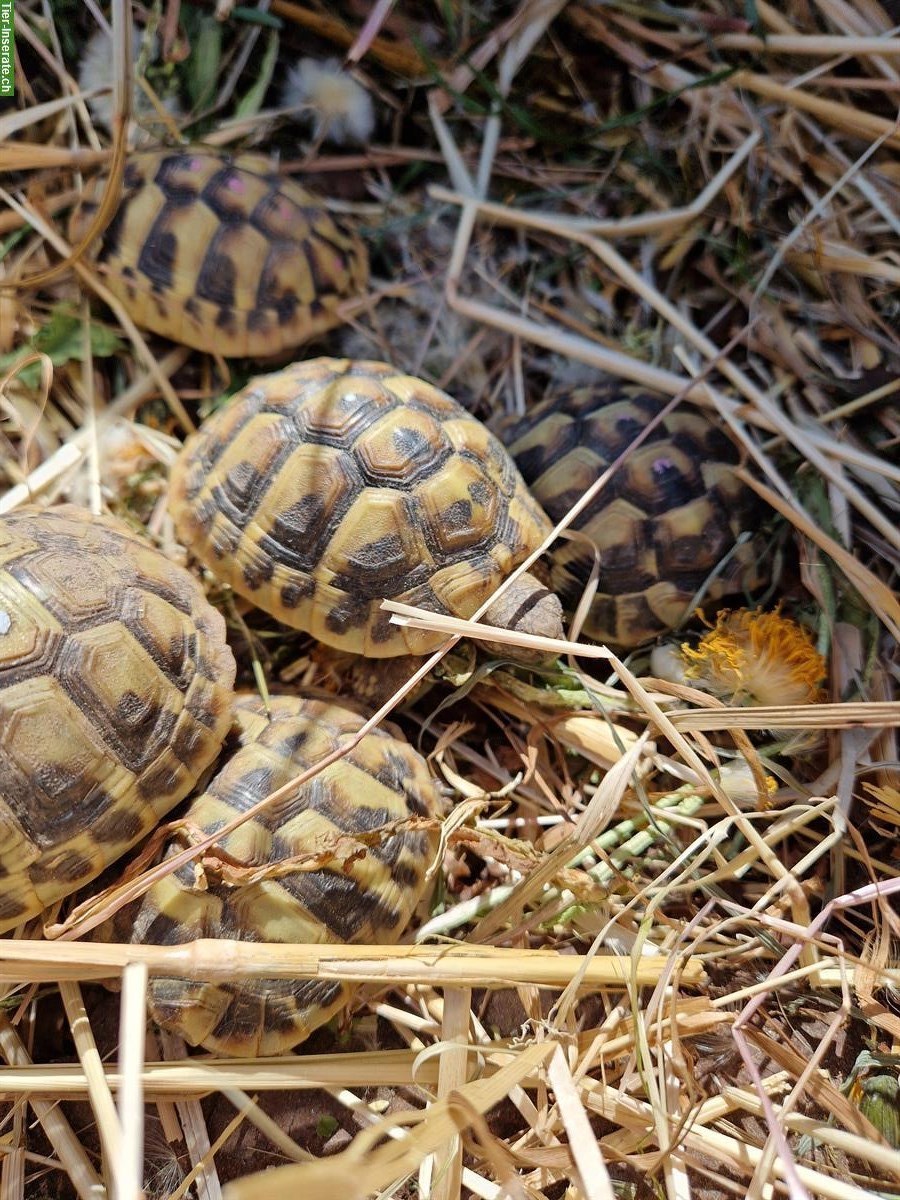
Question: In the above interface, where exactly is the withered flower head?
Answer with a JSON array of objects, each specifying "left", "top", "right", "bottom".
[{"left": 681, "top": 608, "right": 826, "bottom": 707}]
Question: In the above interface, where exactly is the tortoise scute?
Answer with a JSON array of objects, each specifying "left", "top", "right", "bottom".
[
  {"left": 496, "top": 384, "right": 770, "bottom": 647},
  {"left": 118, "top": 693, "right": 441, "bottom": 1056},
  {"left": 70, "top": 151, "right": 369, "bottom": 357},
  {"left": 169, "top": 358, "right": 557, "bottom": 657},
  {"left": 0, "top": 506, "right": 235, "bottom": 932}
]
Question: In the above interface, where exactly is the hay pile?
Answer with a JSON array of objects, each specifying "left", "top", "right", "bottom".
[{"left": 0, "top": 1, "right": 898, "bottom": 1197}]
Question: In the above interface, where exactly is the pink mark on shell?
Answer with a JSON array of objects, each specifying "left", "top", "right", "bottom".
[
  {"left": 227, "top": 175, "right": 247, "bottom": 194},
  {"left": 278, "top": 202, "right": 292, "bottom": 221},
  {"left": 652, "top": 457, "right": 675, "bottom": 475},
  {"left": 189, "top": 158, "right": 204, "bottom": 172}
]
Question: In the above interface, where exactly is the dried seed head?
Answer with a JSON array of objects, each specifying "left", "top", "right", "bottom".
[
  {"left": 281, "top": 58, "right": 375, "bottom": 145},
  {"left": 681, "top": 608, "right": 826, "bottom": 707}
]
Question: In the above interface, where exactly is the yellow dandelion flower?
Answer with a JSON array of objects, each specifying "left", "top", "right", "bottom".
[{"left": 681, "top": 608, "right": 826, "bottom": 707}]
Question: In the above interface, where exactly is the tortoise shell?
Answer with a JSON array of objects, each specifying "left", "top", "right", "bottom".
[
  {"left": 123, "top": 693, "right": 441, "bottom": 1056},
  {"left": 169, "top": 358, "right": 556, "bottom": 657},
  {"left": 496, "top": 384, "right": 769, "bottom": 647},
  {"left": 0, "top": 505, "right": 235, "bottom": 932},
  {"left": 69, "top": 150, "right": 369, "bottom": 357}
]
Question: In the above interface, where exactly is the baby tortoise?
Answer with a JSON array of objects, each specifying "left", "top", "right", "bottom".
[
  {"left": 69, "top": 149, "right": 369, "bottom": 357},
  {"left": 0, "top": 505, "right": 235, "bottom": 932},
  {"left": 169, "top": 358, "right": 564, "bottom": 657},
  {"left": 495, "top": 383, "right": 769, "bottom": 647},
  {"left": 116, "top": 693, "right": 441, "bottom": 1056}
]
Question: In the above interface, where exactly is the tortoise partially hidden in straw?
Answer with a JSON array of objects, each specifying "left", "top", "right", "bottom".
[
  {"left": 69, "top": 149, "right": 369, "bottom": 357},
  {"left": 495, "top": 383, "right": 769, "bottom": 647},
  {"left": 114, "top": 693, "right": 441, "bottom": 1057}
]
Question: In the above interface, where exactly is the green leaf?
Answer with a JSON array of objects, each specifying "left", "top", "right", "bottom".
[
  {"left": 234, "top": 29, "right": 279, "bottom": 118},
  {"left": 0, "top": 305, "right": 124, "bottom": 389},
  {"left": 231, "top": 6, "right": 283, "bottom": 28},
  {"left": 187, "top": 16, "right": 223, "bottom": 112},
  {"left": 315, "top": 1115, "right": 339, "bottom": 1139},
  {"left": 32, "top": 306, "right": 124, "bottom": 362}
]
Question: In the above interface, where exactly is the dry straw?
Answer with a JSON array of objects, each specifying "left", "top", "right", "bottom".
[{"left": 0, "top": 0, "right": 898, "bottom": 1197}]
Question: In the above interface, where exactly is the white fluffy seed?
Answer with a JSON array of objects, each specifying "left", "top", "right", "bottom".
[{"left": 280, "top": 57, "right": 375, "bottom": 145}]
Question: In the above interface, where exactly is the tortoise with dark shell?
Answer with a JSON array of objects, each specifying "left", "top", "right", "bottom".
[
  {"left": 69, "top": 149, "right": 369, "bottom": 357},
  {"left": 494, "top": 383, "right": 769, "bottom": 647}
]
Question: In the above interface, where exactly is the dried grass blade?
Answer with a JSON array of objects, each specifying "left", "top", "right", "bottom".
[
  {"left": 667, "top": 701, "right": 900, "bottom": 731},
  {"left": 0, "top": 939, "right": 708, "bottom": 988},
  {"left": 58, "top": 982, "right": 122, "bottom": 1177},
  {"left": 221, "top": 1042, "right": 555, "bottom": 1200},
  {"left": 0, "top": 1016, "right": 106, "bottom": 1200},
  {"left": 428, "top": 987, "right": 472, "bottom": 1200},
  {"left": 546, "top": 1046, "right": 614, "bottom": 1199},
  {"left": 735, "top": 468, "right": 900, "bottom": 640},
  {"left": 116, "top": 963, "right": 148, "bottom": 1200}
]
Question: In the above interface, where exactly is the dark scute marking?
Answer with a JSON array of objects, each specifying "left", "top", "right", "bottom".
[
  {"left": 184, "top": 297, "right": 200, "bottom": 319},
  {"left": 280, "top": 577, "right": 316, "bottom": 609},
  {"left": 324, "top": 594, "right": 371, "bottom": 636},
  {"left": 216, "top": 764, "right": 276, "bottom": 815},
  {"left": 268, "top": 725, "right": 311, "bottom": 758},
  {"left": 369, "top": 832, "right": 414, "bottom": 870},
  {"left": 443, "top": 499, "right": 473, "bottom": 531},
  {"left": 292, "top": 978, "right": 343, "bottom": 1013},
  {"left": 123, "top": 161, "right": 144, "bottom": 190},
  {"left": 645, "top": 460, "right": 697, "bottom": 510},
  {"left": 91, "top": 804, "right": 145, "bottom": 846},
  {"left": 468, "top": 479, "right": 491, "bottom": 507},
  {"left": 215, "top": 306, "right": 236, "bottom": 333},
  {"left": 137, "top": 226, "right": 177, "bottom": 292},
  {"left": 305, "top": 798, "right": 394, "bottom": 837},
  {"left": 393, "top": 426, "right": 433, "bottom": 463},
  {"left": 268, "top": 495, "right": 329, "bottom": 553},
  {"left": 133, "top": 624, "right": 194, "bottom": 686},
  {"left": 170, "top": 718, "right": 208, "bottom": 765},
  {"left": 213, "top": 987, "right": 264, "bottom": 1043},
  {"left": 614, "top": 412, "right": 644, "bottom": 442},
  {"left": 154, "top": 154, "right": 205, "bottom": 202},
  {"left": 246, "top": 309, "right": 269, "bottom": 334},
  {"left": 196, "top": 252, "right": 237, "bottom": 308},
  {"left": 285, "top": 869, "right": 401, "bottom": 941},
  {"left": 328, "top": 532, "right": 412, "bottom": 601},
  {"left": 511, "top": 441, "right": 564, "bottom": 483},
  {"left": 121, "top": 265, "right": 136, "bottom": 280},
  {"left": 224, "top": 460, "right": 265, "bottom": 507},
  {"left": 304, "top": 237, "right": 341, "bottom": 298},
  {"left": 137, "top": 761, "right": 183, "bottom": 799},
  {"left": 391, "top": 861, "right": 422, "bottom": 889},
  {"left": 31, "top": 849, "right": 93, "bottom": 886},
  {"left": 98, "top": 203, "right": 129, "bottom": 264},
  {"left": 275, "top": 292, "right": 299, "bottom": 326},
  {"left": 369, "top": 607, "right": 398, "bottom": 644},
  {"left": 133, "top": 905, "right": 187, "bottom": 947},
  {"left": 115, "top": 689, "right": 163, "bottom": 729},
  {"left": 193, "top": 499, "right": 219, "bottom": 532},
  {"left": 0, "top": 893, "right": 27, "bottom": 921},
  {"left": 242, "top": 556, "right": 275, "bottom": 590},
  {"left": 201, "top": 168, "right": 256, "bottom": 224}
]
